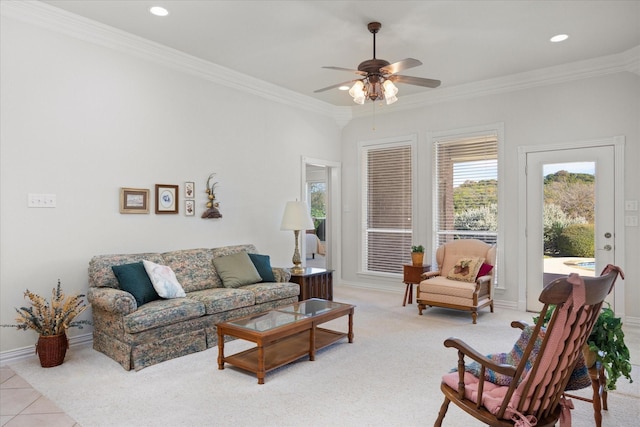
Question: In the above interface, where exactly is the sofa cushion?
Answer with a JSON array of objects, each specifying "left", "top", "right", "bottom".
[
  {"left": 143, "top": 260, "right": 186, "bottom": 298},
  {"left": 248, "top": 253, "right": 276, "bottom": 282},
  {"left": 111, "top": 262, "right": 160, "bottom": 307},
  {"left": 447, "top": 256, "right": 485, "bottom": 282},
  {"left": 240, "top": 282, "right": 300, "bottom": 304},
  {"left": 213, "top": 251, "right": 262, "bottom": 288},
  {"left": 161, "top": 248, "right": 220, "bottom": 292},
  {"left": 186, "top": 287, "right": 255, "bottom": 314},
  {"left": 90, "top": 253, "right": 165, "bottom": 289},
  {"left": 123, "top": 298, "right": 205, "bottom": 334}
]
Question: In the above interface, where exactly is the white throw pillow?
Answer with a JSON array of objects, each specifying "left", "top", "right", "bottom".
[{"left": 142, "top": 260, "right": 186, "bottom": 298}]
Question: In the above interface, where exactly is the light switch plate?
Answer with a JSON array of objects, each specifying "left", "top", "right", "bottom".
[
  {"left": 625, "top": 200, "right": 638, "bottom": 211},
  {"left": 625, "top": 216, "right": 638, "bottom": 227}
]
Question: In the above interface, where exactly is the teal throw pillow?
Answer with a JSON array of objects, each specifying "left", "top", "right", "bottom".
[
  {"left": 248, "top": 253, "right": 276, "bottom": 282},
  {"left": 212, "top": 251, "right": 262, "bottom": 288},
  {"left": 112, "top": 262, "right": 160, "bottom": 307}
]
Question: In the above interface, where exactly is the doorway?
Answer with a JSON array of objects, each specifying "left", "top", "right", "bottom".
[
  {"left": 519, "top": 137, "right": 625, "bottom": 312},
  {"left": 301, "top": 157, "right": 341, "bottom": 275}
]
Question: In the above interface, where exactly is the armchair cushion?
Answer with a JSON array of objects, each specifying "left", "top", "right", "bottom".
[
  {"left": 477, "top": 263, "right": 493, "bottom": 279},
  {"left": 446, "top": 256, "right": 485, "bottom": 282}
]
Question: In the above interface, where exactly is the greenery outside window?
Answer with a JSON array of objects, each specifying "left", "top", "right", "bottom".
[{"left": 434, "top": 134, "right": 498, "bottom": 248}]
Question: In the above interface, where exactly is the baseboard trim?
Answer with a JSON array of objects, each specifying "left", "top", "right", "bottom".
[{"left": 0, "top": 333, "right": 93, "bottom": 366}]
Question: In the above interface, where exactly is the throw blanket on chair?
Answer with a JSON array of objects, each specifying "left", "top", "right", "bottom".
[{"left": 461, "top": 326, "right": 591, "bottom": 390}]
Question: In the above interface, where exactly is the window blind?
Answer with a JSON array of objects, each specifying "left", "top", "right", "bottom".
[
  {"left": 363, "top": 144, "right": 413, "bottom": 274},
  {"left": 435, "top": 135, "right": 498, "bottom": 247}
]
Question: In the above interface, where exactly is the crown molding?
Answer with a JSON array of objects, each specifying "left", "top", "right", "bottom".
[
  {"left": 352, "top": 44, "right": 640, "bottom": 119},
  {"left": 2, "top": 1, "right": 636, "bottom": 126},
  {"left": 1, "top": 0, "right": 352, "bottom": 127}
]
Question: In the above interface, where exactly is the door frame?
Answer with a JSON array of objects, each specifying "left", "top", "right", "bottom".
[
  {"left": 301, "top": 156, "right": 342, "bottom": 277},
  {"left": 517, "top": 136, "right": 625, "bottom": 315}
]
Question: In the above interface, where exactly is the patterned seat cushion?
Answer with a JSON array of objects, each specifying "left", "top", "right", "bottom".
[
  {"left": 123, "top": 298, "right": 205, "bottom": 334},
  {"left": 186, "top": 287, "right": 255, "bottom": 315},
  {"left": 240, "top": 282, "right": 300, "bottom": 304}
]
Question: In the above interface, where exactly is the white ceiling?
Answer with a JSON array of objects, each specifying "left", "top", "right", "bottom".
[{"left": 40, "top": 1, "right": 640, "bottom": 107}]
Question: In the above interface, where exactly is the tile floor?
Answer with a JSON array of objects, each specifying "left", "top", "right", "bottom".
[{"left": 0, "top": 365, "right": 79, "bottom": 427}]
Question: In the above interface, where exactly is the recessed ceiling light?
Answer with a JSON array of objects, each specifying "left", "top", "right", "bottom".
[
  {"left": 338, "top": 86, "right": 350, "bottom": 91},
  {"left": 550, "top": 34, "right": 569, "bottom": 43},
  {"left": 149, "top": 6, "right": 169, "bottom": 17}
]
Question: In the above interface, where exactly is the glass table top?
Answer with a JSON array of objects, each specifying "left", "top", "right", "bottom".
[{"left": 225, "top": 299, "right": 347, "bottom": 332}]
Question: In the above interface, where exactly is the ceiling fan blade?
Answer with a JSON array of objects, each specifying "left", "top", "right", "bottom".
[
  {"left": 380, "top": 58, "right": 422, "bottom": 75},
  {"left": 314, "top": 80, "right": 359, "bottom": 93},
  {"left": 388, "top": 74, "right": 441, "bottom": 88},
  {"left": 322, "top": 66, "right": 368, "bottom": 76}
]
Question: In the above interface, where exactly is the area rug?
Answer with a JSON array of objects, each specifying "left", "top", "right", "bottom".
[{"left": 9, "top": 286, "right": 639, "bottom": 427}]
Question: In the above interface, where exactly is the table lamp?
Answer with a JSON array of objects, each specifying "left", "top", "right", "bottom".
[{"left": 280, "top": 200, "right": 314, "bottom": 274}]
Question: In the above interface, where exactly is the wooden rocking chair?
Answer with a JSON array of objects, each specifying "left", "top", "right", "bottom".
[{"left": 434, "top": 265, "right": 623, "bottom": 427}]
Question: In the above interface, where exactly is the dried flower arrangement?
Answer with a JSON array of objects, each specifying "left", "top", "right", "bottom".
[{"left": 2, "top": 279, "right": 90, "bottom": 336}]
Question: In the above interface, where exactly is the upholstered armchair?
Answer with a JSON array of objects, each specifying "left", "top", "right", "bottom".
[{"left": 417, "top": 239, "right": 496, "bottom": 324}]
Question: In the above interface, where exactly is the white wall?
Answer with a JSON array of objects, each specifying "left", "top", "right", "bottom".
[
  {"left": 0, "top": 15, "right": 341, "bottom": 352},
  {"left": 340, "top": 72, "right": 640, "bottom": 321}
]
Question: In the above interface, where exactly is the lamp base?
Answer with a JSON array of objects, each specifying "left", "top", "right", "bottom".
[{"left": 290, "top": 264, "right": 305, "bottom": 275}]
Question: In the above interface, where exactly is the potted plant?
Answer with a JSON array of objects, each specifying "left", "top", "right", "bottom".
[
  {"left": 2, "top": 279, "right": 91, "bottom": 367},
  {"left": 535, "top": 302, "right": 632, "bottom": 390},
  {"left": 411, "top": 245, "right": 425, "bottom": 266},
  {"left": 585, "top": 303, "right": 633, "bottom": 390}
]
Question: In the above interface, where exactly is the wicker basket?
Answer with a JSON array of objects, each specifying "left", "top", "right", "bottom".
[{"left": 36, "top": 333, "right": 68, "bottom": 367}]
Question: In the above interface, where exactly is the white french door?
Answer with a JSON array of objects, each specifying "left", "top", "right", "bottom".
[{"left": 524, "top": 145, "right": 616, "bottom": 311}]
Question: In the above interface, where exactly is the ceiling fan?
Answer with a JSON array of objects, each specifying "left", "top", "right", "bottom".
[{"left": 314, "top": 22, "right": 441, "bottom": 105}]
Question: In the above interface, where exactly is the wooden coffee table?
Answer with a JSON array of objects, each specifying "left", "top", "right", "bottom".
[{"left": 216, "top": 299, "right": 354, "bottom": 384}]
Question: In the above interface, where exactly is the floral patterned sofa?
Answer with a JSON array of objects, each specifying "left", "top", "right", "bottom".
[{"left": 87, "top": 244, "right": 299, "bottom": 371}]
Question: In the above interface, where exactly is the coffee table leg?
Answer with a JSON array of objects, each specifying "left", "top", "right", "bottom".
[
  {"left": 348, "top": 309, "right": 354, "bottom": 343},
  {"left": 309, "top": 327, "right": 316, "bottom": 361},
  {"left": 257, "top": 344, "right": 265, "bottom": 384},
  {"left": 217, "top": 330, "right": 225, "bottom": 370}
]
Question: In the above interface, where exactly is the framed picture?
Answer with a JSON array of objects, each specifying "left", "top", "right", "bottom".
[
  {"left": 120, "top": 188, "right": 150, "bottom": 214},
  {"left": 155, "top": 184, "right": 179, "bottom": 214},
  {"left": 185, "top": 200, "right": 195, "bottom": 216},
  {"left": 185, "top": 182, "right": 195, "bottom": 199}
]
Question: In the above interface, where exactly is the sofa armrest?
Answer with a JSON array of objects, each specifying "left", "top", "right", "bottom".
[
  {"left": 87, "top": 287, "right": 137, "bottom": 316},
  {"left": 272, "top": 267, "right": 291, "bottom": 283}
]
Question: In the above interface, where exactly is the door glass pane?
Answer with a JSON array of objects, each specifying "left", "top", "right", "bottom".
[{"left": 542, "top": 161, "right": 596, "bottom": 283}]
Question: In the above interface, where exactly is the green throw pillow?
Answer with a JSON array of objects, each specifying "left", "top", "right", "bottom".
[
  {"left": 213, "top": 251, "right": 262, "bottom": 288},
  {"left": 248, "top": 253, "right": 276, "bottom": 282},
  {"left": 112, "top": 262, "right": 160, "bottom": 307}
]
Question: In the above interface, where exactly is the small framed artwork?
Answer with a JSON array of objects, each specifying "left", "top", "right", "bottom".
[
  {"left": 185, "top": 182, "right": 195, "bottom": 199},
  {"left": 155, "top": 184, "right": 179, "bottom": 214},
  {"left": 185, "top": 200, "right": 195, "bottom": 216},
  {"left": 120, "top": 188, "right": 150, "bottom": 214}
]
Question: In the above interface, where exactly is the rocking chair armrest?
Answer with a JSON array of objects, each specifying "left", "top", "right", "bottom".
[
  {"left": 444, "top": 337, "right": 517, "bottom": 377},
  {"left": 510, "top": 320, "right": 530, "bottom": 330},
  {"left": 421, "top": 270, "right": 441, "bottom": 279}
]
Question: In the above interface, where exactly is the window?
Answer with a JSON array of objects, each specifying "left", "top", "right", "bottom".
[
  {"left": 434, "top": 134, "right": 498, "bottom": 247},
  {"left": 361, "top": 137, "right": 416, "bottom": 274}
]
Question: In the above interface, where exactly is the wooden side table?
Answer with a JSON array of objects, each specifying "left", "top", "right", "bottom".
[
  {"left": 402, "top": 264, "right": 430, "bottom": 306},
  {"left": 289, "top": 267, "right": 333, "bottom": 301}
]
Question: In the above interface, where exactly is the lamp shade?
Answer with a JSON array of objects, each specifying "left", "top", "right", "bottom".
[{"left": 280, "top": 201, "right": 314, "bottom": 231}]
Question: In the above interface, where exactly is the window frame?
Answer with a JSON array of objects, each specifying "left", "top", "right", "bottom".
[
  {"left": 430, "top": 124, "right": 505, "bottom": 288},
  {"left": 358, "top": 134, "right": 418, "bottom": 277}
]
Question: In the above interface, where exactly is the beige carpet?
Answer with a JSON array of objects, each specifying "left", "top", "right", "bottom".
[{"left": 8, "top": 286, "right": 640, "bottom": 427}]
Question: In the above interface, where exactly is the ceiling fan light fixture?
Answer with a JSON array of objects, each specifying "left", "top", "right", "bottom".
[
  {"left": 382, "top": 79, "right": 398, "bottom": 104},
  {"left": 349, "top": 81, "right": 366, "bottom": 104}
]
